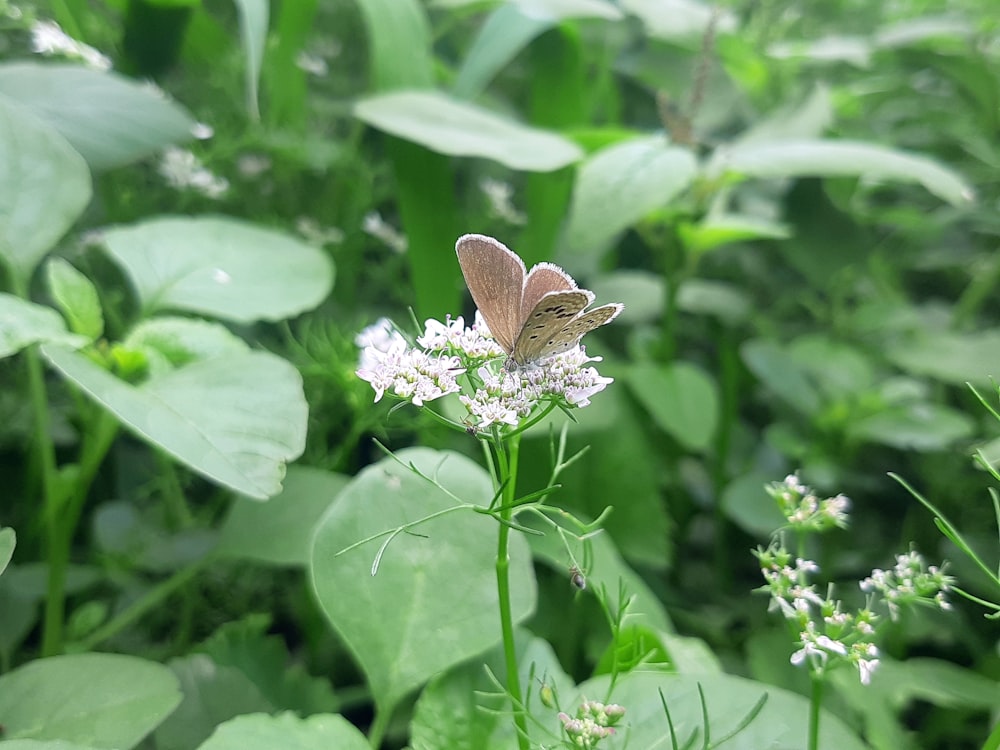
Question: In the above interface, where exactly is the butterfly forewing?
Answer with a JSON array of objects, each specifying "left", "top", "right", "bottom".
[
  {"left": 520, "top": 262, "right": 576, "bottom": 324},
  {"left": 456, "top": 234, "right": 526, "bottom": 354},
  {"left": 511, "top": 290, "right": 594, "bottom": 365}
]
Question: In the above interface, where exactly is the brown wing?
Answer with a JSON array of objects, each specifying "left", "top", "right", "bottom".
[
  {"left": 542, "top": 303, "right": 624, "bottom": 358},
  {"left": 456, "top": 234, "right": 526, "bottom": 354},
  {"left": 511, "top": 290, "right": 593, "bottom": 365},
  {"left": 520, "top": 262, "right": 576, "bottom": 325}
]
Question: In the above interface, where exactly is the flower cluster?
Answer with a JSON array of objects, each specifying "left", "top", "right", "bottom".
[
  {"left": 31, "top": 19, "right": 111, "bottom": 70},
  {"left": 356, "top": 315, "right": 615, "bottom": 431},
  {"left": 158, "top": 147, "right": 230, "bottom": 199},
  {"left": 767, "top": 473, "right": 850, "bottom": 531},
  {"left": 861, "top": 549, "right": 954, "bottom": 620},
  {"left": 756, "top": 542, "right": 881, "bottom": 685},
  {"left": 558, "top": 700, "right": 625, "bottom": 748}
]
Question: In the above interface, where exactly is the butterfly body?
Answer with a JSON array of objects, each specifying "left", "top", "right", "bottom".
[{"left": 456, "top": 234, "right": 623, "bottom": 367}]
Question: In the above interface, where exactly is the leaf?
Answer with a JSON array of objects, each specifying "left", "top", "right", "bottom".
[
  {"left": 310, "top": 448, "right": 536, "bottom": 719},
  {"left": 233, "top": 0, "right": 268, "bottom": 120},
  {"left": 741, "top": 338, "right": 823, "bottom": 416},
  {"left": 885, "top": 329, "right": 1000, "bottom": 386},
  {"left": 154, "top": 655, "right": 271, "bottom": 750},
  {"left": 354, "top": 90, "right": 583, "bottom": 172},
  {"left": 0, "top": 62, "right": 195, "bottom": 170},
  {"left": 0, "top": 294, "right": 89, "bottom": 358},
  {"left": 92, "top": 502, "right": 217, "bottom": 573},
  {"left": 45, "top": 258, "right": 103, "bottom": 339},
  {"left": 0, "top": 653, "right": 182, "bottom": 748},
  {"left": 712, "top": 139, "right": 975, "bottom": 206},
  {"left": 198, "top": 712, "right": 370, "bottom": 750},
  {"left": 121, "top": 317, "right": 250, "bottom": 376},
  {"left": 41, "top": 345, "right": 307, "bottom": 500},
  {"left": 587, "top": 270, "right": 663, "bottom": 325},
  {"left": 217, "top": 466, "right": 350, "bottom": 566},
  {"left": 678, "top": 213, "right": 792, "bottom": 254},
  {"left": 100, "top": 216, "right": 334, "bottom": 324},
  {"left": 733, "top": 84, "right": 835, "bottom": 145},
  {"left": 618, "top": 0, "right": 737, "bottom": 40},
  {"left": 0, "top": 97, "right": 91, "bottom": 285},
  {"left": 564, "top": 135, "right": 697, "bottom": 270},
  {"left": 353, "top": 0, "right": 434, "bottom": 90},
  {"left": 0, "top": 526, "right": 14, "bottom": 576},
  {"left": 848, "top": 403, "right": 974, "bottom": 451},
  {"left": 625, "top": 361, "right": 719, "bottom": 451},
  {"left": 721, "top": 472, "right": 787, "bottom": 537}
]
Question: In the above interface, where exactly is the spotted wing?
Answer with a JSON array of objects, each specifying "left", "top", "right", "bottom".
[
  {"left": 456, "top": 234, "right": 526, "bottom": 354},
  {"left": 510, "top": 290, "right": 594, "bottom": 365},
  {"left": 520, "top": 262, "right": 576, "bottom": 325}
]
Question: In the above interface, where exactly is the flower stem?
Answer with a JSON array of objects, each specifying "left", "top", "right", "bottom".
[
  {"left": 495, "top": 432, "right": 530, "bottom": 750},
  {"left": 808, "top": 672, "right": 823, "bottom": 750}
]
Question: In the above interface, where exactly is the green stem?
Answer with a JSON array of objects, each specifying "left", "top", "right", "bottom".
[
  {"left": 808, "top": 673, "right": 822, "bottom": 750},
  {"left": 495, "top": 433, "right": 530, "bottom": 750}
]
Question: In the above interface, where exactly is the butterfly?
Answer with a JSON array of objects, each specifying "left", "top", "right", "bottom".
[{"left": 456, "top": 234, "right": 623, "bottom": 367}]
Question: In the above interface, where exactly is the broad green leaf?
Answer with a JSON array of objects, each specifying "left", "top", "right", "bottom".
[
  {"left": 577, "top": 670, "right": 867, "bottom": 749},
  {"left": 0, "top": 98, "right": 91, "bottom": 285},
  {"left": 854, "top": 657, "right": 1000, "bottom": 710},
  {"left": 218, "top": 465, "right": 350, "bottom": 566},
  {"left": 454, "top": 2, "right": 622, "bottom": 98},
  {"left": 0, "top": 294, "right": 88, "bottom": 358},
  {"left": 741, "top": 338, "right": 822, "bottom": 416},
  {"left": 310, "top": 448, "right": 536, "bottom": 719},
  {"left": 625, "top": 361, "right": 718, "bottom": 451},
  {"left": 564, "top": 136, "right": 697, "bottom": 270},
  {"left": 676, "top": 279, "right": 752, "bottom": 325},
  {"left": 733, "top": 85, "right": 835, "bottom": 146},
  {"left": 0, "top": 653, "right": 181, "bottom": 748},
  {"left": 353, "top": 0, "right": 434, "bottom": 89},
  {"left": 45, "top": 258, "right": 103, "bottom": 340},
  {"left": 233, "top": 0, "right": 268, "bottom": 120},
  {"left": 410, "top": 634, "right": 573, "bottom": 750},
  {"left": 155, "top": 655, "right": 271, "bottom": 750},
  {"left": 92, "top": 501, "right": 217, "bottom": 573},
  {"left": 886, "top": 329, "right": 1000, "bottom": 386},
  {"left": 0, "top": 741, "right": 99, "bottom": 750},
  {"left": 721, "top": 471, "right": 787, "bottom": 537},
  {"left": 848, "top": 403, "right": 974, "bottom": 451},
  {"left": 0, "top": 526, "right": 14, "bottom": 576},
  {"left": 713, "top": 139, "right": 975, "bottom": 206},
  {"left": 0, "top": 63, "right": 194, "bottom": 171},
  {"left": 588, "top": 270, "right": 663, "bottom": 324},
  {"left": 875, "top": 16, "right": 974, "bottom": 48},
  {"left": 678, "top": 213, "right": 791, "bottom": 254},
  {"left": 198, "top": 712, "right": 370, "bottom": 750},
  {"left": 619, "top": 0, "right": 736, "bottom": 40},
  {"left": 768, "top": 36, "right": 872, "bottom": 66},
  {"left": 788, "top": 334, "right": 875, "bottom": 400},
  {"left": 121, "top": 317, "right": 250, "bottom": 377},
  {"left": 100, "top": 216, "right": 334, "bottom": 324},
  {"left": 41, "top": 345, "right": 307, "bottom": 500},
  {"left": 354, "top": 90, "right": 583, "bottom": 172}
]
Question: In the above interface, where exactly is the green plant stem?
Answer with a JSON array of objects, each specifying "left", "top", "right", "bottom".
[
  {"left": 808, "top": 673, "right": 822, "bottom": 750},
  {"left": 77, "top": 557, "right": 209, "bottom": 650},
  {"left": 495, "top": 433, "right": 530, "bottom": 750}
]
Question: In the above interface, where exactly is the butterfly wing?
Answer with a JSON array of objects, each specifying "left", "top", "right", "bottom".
[
  {"left": 520, "top": 262, "right": 576, "bottom": 325},
  {"left": 511, "top": 290, "right": 594, "bottom": 365},
  {"left": 456, "top": 234, "right": 526, "bottom": 354},
  {"left": 541, "top": 303, "right": 624, "bottom": 359}
]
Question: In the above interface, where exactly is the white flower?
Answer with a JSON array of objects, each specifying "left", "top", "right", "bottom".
[
  {"left": 31, "top": 19, "right": 111, "bottom": 70},
  {"left": 158, "top": 147, "right": 229, "bottom": 199},
  {"left": 363, "top": 212, "right": 408, "bottom": 254},
  {"left": 479, "top": 177, "right": 526, "bottom": 225},
  {"left": 356, "top": 340, "right": 463, "bottom": 406},
  {"left": 355, "top": 318, "right": 407, "bottom": 372}
]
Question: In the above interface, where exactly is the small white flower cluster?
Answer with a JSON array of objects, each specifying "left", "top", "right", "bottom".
[
  {"left": 756, "top": 543, "right": 880, "bottom": 685},
  {"left": 861, "top": 549, "right": 954, "bottom": 620},
  {"left": 767, "top": 473, "right": 850, "bottom": 531},
  {"left": 355, "top": 316, "right": 614, "bottom": 430},
  {"left": 158, "top": 146, "right": 229, "bottom": 199},
  {"left": 558, "top": 700, "right": 624, "bottom": 749},
  {"left": 31, "top": 19, "right": 111, "bottom": 70},
  {"left": 363, "top": 212, "right": 408, "bottom": 254},
  {"left": 479, "top": 177, "right": 526, "bottom": 226}
]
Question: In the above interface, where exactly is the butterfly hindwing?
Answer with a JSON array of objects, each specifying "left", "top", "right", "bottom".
[{"left": 511, "top": 290, "right": 594, "bottom": 365}]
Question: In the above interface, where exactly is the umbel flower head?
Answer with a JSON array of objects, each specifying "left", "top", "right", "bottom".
[{"left": 356, "top": 314, "right": 614, "bottom": 430}]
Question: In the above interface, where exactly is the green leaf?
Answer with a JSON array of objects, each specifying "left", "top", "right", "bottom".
[
  {"left": 92, "top": 501, "right": 216, "bottom": 572},
  {"left": 410, "top": 633, "right": 573, "bottom": 750},
  {"left": 198, "top": 712, "right": 370, "bottom": 750},
  {"left": 588, "top": 270, "right": 663, "bottom": 325},
  {"left": 625, "top": 361, "right": 719, "bottom": 451},
  {"left": 155, "top": 655, "right": 271, "bottom": 750},
  {"left": 0, "top": 653, "right": 182, "bottom": 748},
  {"left": 712, "top": 139, "right": 975, "bottom": 206},
  {"left": 0, "top": 295, "right": 89, "bottom": 359},
  {"left": 619, "top": 0, "right": 736, "bottom": 40},
  {"left": 721, "top": 471, "right": 786, "bottom": 537},
  {"left": 0, "top": 740, "right": 100, "bottom": 750},
  {"left": 885, "top": 328, "right": 1000, "bottom": 386},
  {"left": 354, "top": 90, "right": 583, "bottom": 172},
  {"left": 676, "top": 279, "right": 752, "bottom": 325},
  {"left": 741, "top": 338, "right": 823, "bottom": 416},
  {"left": 0, "top": 526, "right": 14, "bottom": 576},
  {"left": 353, "top": 0, "right": 434, "bottom": 90},
  {"left": 0, "top": 98, "right": 91, "bottom": 285},
  {"left": 218, "top": 465, "right": 350, "bottom": 566},
  {"left": 100, "top": 216, "right": 334, "bottom": 324},
  {"left": 734, "top": 85, "right": 835, "bottom": 145},
  {"left": 233, "top": 0, "right": 268, "bottom": 120},
  {"left": 848, "top": 403, "right": 974, "bottom": 451},
  {"left": 310, "top": 448, "right": 536, "bottom": 718},
  {"left": 564, "top": 136, "right": 697, "bottom": 270},
  {"left": 0, "top": 62, "right": 195, "bottom": 170},
  {"left": 45, "top": 258, "right": 103, "bottom": 340},
  {"left": 678, "top": 214, "right": 791, "bottom": 254},
  {"left": 121, "top": 317, "right": 250, "bottom": 376},
  {"left": 41, "top": 345, "right": 307, "bottom": 500}
]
